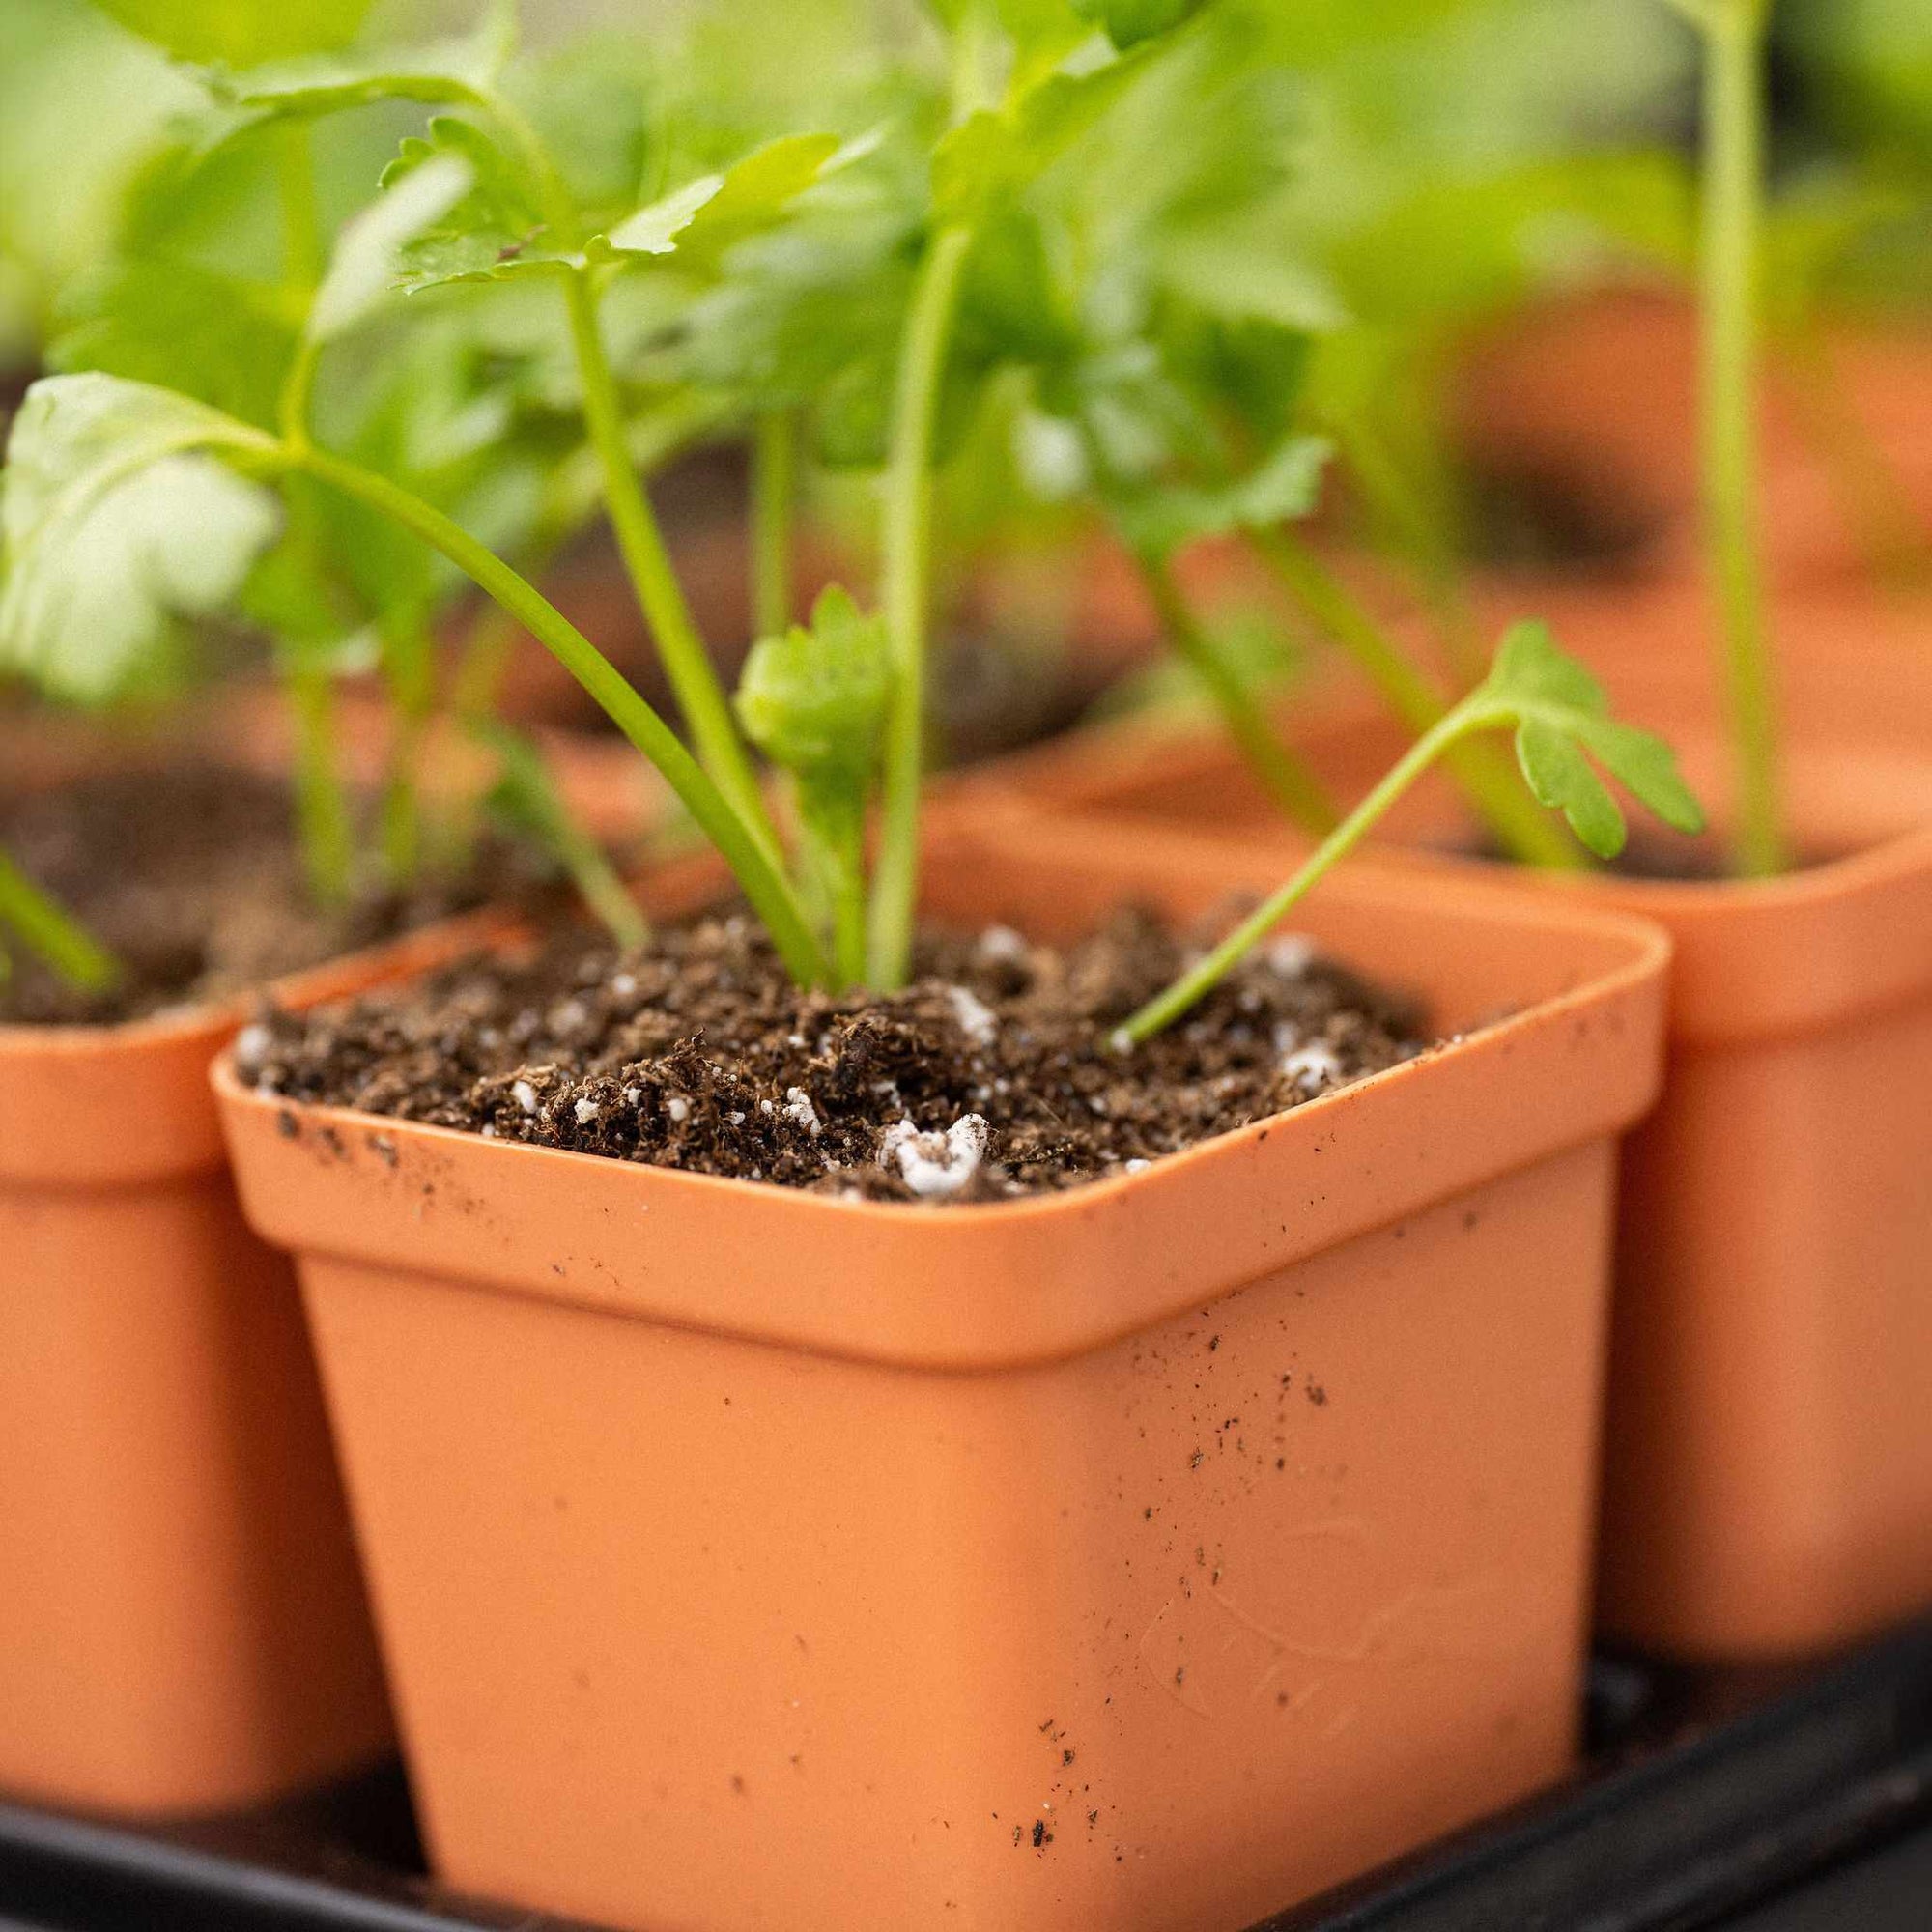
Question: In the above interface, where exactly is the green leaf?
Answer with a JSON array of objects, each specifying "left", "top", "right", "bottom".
[
  {"left": 1112, "top": 431, "right": 1330, "bottom": 558},
  {"left": 1483, "top": 621, "right": 1706, "bottom": 858},
  {"left": 92, "top": 0, "right": 376, "bottom": 67},
  {"left": 734, "top": 584, "right": 890, "bottom": 788},
  {"left": 1071, "top": 0, "right": 1206, "bottom": 51},
  {"left": 309, "top": 151, "right": 477, "bottom": 340},
  {"left": 0, "top": 374, "right": 280, "bottom": 705},
  {"left": 594, "top": 134, "right": 847, "bottom": 267},
  {"left": 205, "top": 14, "right": 511, "bottom": 122},
  {"left": 48, "top": 256, "right": 298, "bottom": 430},
  {"left": 933, "top": 41, "right": 1158, "bottom": 225}
]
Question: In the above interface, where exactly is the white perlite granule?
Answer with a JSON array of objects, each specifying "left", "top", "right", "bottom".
[
  {"left": 234, "top": 1022, "right": 271, "bottom": 1068},
  {"left": 666, "top": 1095, "right": 690, "bottom": 1123},
  {"left": 877, "top": 1114, "right": 991, "bottom": 1199},
  {"left": 574, "top": 1098, "right": 601, "bottom": 1125},
  {"left": 1264, "top": 933, "right": 1317, "bottom": 978},
  {"left": 783, "top": 1087, "right": 821, "bottom": 1136},
  {"left": 1280, "top": 1043, "right": 1343, "bottom": 1093},
  {"left": 512, "top": 1079, "right": 539, "bottom": 1115},
  {"left": 976, "top": 924, "right": 1027, "bottom": 965},
  {"left": 946, "top": 984, "right": 998, "bottom": 1047}
]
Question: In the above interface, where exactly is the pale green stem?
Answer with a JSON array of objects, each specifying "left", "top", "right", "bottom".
[
  {"left": 1698, "top": 0, "right": 1783, "bottom": 876},
  {"left": 561, "top": 269, "right": 781, "bottom": 867},
  {"left": 0, "top": 843, "right": 120, "bottom": 994},
  {"left": 1119, "top": 699, "right": 1508, "bottom": 1045},
  {"left": 1249, "top": 526, "right": 1587, "bottom": 869},
  {"left": 753, "top": 410, "right": 799, "bottom": 640},
  {"left": 800, "top": 788, "right": 867, "bottom": 990},
  {"left": 865, "top": 222, "right": 974, "bottom": 989},
  {"left": 292, "top": 443, "right": 829, "bottom": 987},
  {"left": 1135, "top": 549, "right": 1339, "bottom": 836}
]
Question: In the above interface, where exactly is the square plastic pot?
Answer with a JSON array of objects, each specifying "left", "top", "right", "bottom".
[
  {"left": 0, "top": 901, "right": 512, "bottom": 1819},
  {"left": 977, "top": 623, "right": 1932, "bottom": 1660},
  {"left": 215, "top": 831, "right": 1667, "bottom": 1932}
]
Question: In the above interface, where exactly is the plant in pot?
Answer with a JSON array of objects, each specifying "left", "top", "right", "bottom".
[
  {"left": 1460, "top": 0, "right": 1932, "bottom": 597},
  {"left": 988, "top": 0, "right": 1932, "bottom": 1660},
  {"left": 0, "top": 0, "right": 668, "bottom": 1818},
  {"left": 0, "top": 2, "right": 1684, "bottom": 1925}
]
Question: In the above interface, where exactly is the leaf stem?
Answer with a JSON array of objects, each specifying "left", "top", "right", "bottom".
[
  {"left": 1118, "top": 698, "right": 1503, "bottom": 1045},
  {"left": 0, "top": 843, "right": 121, "bottom": 996},
  {"left": 1249, "top": 526, "right": 1587, "bottom": 869},
  {"left": 753, "top": 410, "right": 799, "bottom": 641},
  {"left": 1697, "top": 0, "right": 1783, "bottom": 876},
  {"left": 866, "top": 221, "right": 973, "bottom": 989},
  {"left": 292, "top": 442, "right": 830, "bottom": 987},
  {"left": 1134, "top": 549, "right": 1339, "bottom": 836},
  {"left": 561, "top": 269, "right": 782, "bottom": 867}
]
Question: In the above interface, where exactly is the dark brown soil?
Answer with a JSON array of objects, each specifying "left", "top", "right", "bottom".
[
  {"left": 240, "top": 905, "right": 1431, "bottom": 1202},
  {"left": 0, "top": 765, "right": 548, "bottom": 1027}
]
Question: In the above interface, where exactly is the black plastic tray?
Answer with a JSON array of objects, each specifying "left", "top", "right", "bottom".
[{"left": 2, "top": 1618, "right": 1928, "bottom": 1932}]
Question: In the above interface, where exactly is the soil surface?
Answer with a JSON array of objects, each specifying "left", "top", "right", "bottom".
[
  {"left": 240, "top": 904, "right": 1431, "bottom": 1202},
  {"left": 0, "top": 765, "right": 545, "bottom": 1027}
]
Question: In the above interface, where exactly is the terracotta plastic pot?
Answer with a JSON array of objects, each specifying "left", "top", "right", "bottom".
[
  {"left": 214, "top": 829, "right": 1667, "bottom": 1932},
  {"left": 1458, "top": 286, "right": 1932, "bottom": 589},
  {"left": 0, "top": 884, "right": 514, "bottom": 1819},
  {"left": 981, "top": 606, "right": 1932, "bottom": 1660}
]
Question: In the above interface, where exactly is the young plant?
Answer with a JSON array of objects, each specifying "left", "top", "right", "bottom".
[
  {"left": 1119, "top": 622, "right": 1705, "bottom": 1041},
  {"left": 1664, "top": 0, "right": 1782, "bottom": 876}
]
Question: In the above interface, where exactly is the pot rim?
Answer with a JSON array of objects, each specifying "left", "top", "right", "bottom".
[{"left": 213, "top": 848, "right": 1670, "bottom": 1368}]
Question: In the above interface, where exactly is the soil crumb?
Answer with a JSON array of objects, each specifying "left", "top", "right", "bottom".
[
  {"left": 240, "top": 904, "right": 1431, "bottom": 1202},
  {"left": 0, "top": 764, "right": 545, "bottom": 1027}
]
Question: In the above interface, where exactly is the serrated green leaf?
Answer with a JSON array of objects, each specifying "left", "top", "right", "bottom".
[
  {"left": 734, "top": 584, "right": 890, "bottom": 787},
  {"left": 1482, "top": 621, "right": 1705, "bottom": 853},
  {"left": 1514, "top": 716, "right": 1627, "bottom": 858},
  {"left": 932, "top": 41, "right": 1157, "bottom": 225},
  {"left": 594, "top": 134, "right": 846, "bottom": 267},
  {"left": 92, "top": 0, "right": 375, "bottom": 68},
  {"left": 1112, "top": 432, "right": 1330, "bottom": 557},
  {"left": 308, "top": 151, "right": 476, "bottom": 341},
  {"left": 0, "top": 374, "right": 280, "bottom": 705}
]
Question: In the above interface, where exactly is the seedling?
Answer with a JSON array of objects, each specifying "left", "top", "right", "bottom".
[{"left": 1119, "top": 621, "right": 1704, "bottom": 1042}]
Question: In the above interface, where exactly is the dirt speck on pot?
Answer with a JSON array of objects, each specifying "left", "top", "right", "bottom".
[{"left": 240, "top": 903, "right": 1430, "bottom": 1201}]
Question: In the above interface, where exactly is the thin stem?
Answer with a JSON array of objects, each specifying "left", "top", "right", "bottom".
[
  {"left": 1135, "top": 549, "right": 1340, "bottom": 836},
  {"left": 275, "top": 124, "right": 326, "bottom": 445},
  {"left": 800, "top": 789, "right": 867, "bottom": 989},
  {"left": 292, "top": 443, "right": 830, "bottom": 987},
  {"left": 1119, "top": 701, "right": 1504, "bottom": 1045},
  {"left": 0, "top": 843, "right": 120, "bottom": 995},
  {"left": 753, "top": 410, "right": 799, "bottom": 640},
  {"left": 1250, "top": 526, "right": 1587, "bottom": 869},
  {"left": 866, "top": 221, "right": 973, "bottom": 989},
  {"left": 287, "top": 662, "right": 356, "bottom": 907},
  {"left": 1698, "top": 0, "right": 1783, "bottom": 876},
  {"left": 561, "top": 269, "right": 781, "bottom": 867}
]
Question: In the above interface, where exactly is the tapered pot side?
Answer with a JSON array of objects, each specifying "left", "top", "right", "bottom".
[
  {"left": 0, "top": 898, "right": 515, "bottom": 1820},
  {"left": 214, "top": 833, "right": 1667, "bottom": 1932},
  {"left": 979, "top": 628, "right": 1932, "bottom": 1660}
]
